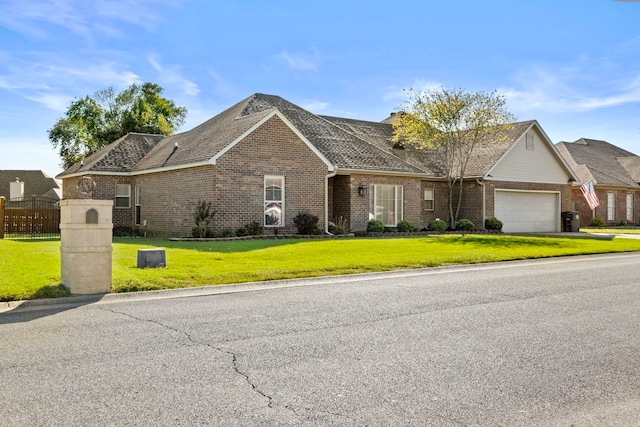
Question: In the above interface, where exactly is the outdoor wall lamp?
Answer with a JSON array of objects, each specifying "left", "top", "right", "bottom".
[{"left": 358, "top": 183, "right": 367, "bottom": 197}]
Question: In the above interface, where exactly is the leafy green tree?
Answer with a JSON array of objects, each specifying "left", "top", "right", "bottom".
[
  {"left": 49, "top": 82, "right": 187, "bottom": 169},
  {"left": 392, "top": 88, "right": 515, "bottom": 229}
]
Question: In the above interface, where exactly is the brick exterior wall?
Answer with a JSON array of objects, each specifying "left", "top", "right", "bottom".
[
  {"left": 62, "top": 175, "right": 136, "bottom": 233},
  {"left": 331, "top": 175, "right": 351, "bottom": 225},
  {"left": 213, "top": 115, "right": 329, "bottom": 235},
  {"left": 340, "top": 174, "right": 424, "bottom": 232},
  {"left": 62, "top": 116, "right": 330, "bottom": 237},
  {"left": 134, "top": 167, "right": 216, "bottom": 237},
  {"left": 572, "top": 187, "right": 640, "bottom": 227},
  {"left": 420, "top": 181, "right": 484, "bottom": 229}
]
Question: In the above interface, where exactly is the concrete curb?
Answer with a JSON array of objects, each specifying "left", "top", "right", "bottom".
[{"left": 3, "top": 247, "right": 639, "bottom": 315}]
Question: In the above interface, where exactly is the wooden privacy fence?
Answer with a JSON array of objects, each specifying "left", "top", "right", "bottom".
[{"left": 1, "top": 195, "right": 60, "bottom": 239}]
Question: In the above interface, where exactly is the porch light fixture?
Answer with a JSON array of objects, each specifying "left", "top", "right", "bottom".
[{"left": 358, "top": 183, "right": 367, "bottom": 197}]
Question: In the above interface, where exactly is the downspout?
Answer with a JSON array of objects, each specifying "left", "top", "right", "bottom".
[
  {"left": 476, "top": 178, "right": 486, "bottom": 230},
  {"left": 325, "top": 170, "right": 337, "bottom": 234}
]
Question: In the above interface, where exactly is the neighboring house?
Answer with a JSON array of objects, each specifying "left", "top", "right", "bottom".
[
  {"left": 57, "top": 93, "right": 577, "bottom": 237},
  {"left": 556, "top": 138, "right": 640, "bottom": 227},
  {"left": 0, "top": 170, "right": 62, "bottom": 201}
]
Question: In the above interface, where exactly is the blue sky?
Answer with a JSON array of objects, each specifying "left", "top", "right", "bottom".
[{"left": 1, "top": 0, "right": 639, "bottom": 178}]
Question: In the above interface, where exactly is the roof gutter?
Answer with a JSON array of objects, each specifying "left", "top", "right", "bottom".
[
  {"left": 335, "top": 168, "right": 432, "bottom": 179},
  {"left": 57, "top": 161, "right": 212, "bottom": 179}
]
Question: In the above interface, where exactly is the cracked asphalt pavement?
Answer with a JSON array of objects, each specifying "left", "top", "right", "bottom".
[{"left": 1, "top": 253, "right": 640, "bottom": 426}]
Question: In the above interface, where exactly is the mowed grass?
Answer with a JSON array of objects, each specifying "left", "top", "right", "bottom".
[
  {"left": 582, "top": 227, "right": 640, "bottom": 235},
  {"left": 2, "top": 233, "right": 640, "bottom": 301}
]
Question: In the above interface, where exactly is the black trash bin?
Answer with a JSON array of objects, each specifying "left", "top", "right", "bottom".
[{"left": 561, "top": 211, "right": 580, "bottom": 232}]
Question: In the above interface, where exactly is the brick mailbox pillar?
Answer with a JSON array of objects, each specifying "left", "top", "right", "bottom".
[{"left": 60, "top": 199, "right": 113, "bottom": 294}]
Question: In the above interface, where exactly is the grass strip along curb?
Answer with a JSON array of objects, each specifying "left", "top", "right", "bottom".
[{"left": 2, "top": 233, "right": 640, "bottom": 301}]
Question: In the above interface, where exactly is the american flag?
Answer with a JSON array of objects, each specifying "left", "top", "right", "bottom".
[{"left": 580, "top": 179, "right": 599, "bottom": 210}]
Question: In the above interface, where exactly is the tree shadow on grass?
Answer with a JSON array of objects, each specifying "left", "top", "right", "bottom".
[
  {"left": 444, "top": 233, "right": 615, "bottom": 248},
  {"left": 113, "top": 237, "right": 316, "bottom": 253}
]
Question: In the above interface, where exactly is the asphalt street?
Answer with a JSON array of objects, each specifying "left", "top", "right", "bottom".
[{"left": 1, "top": 253, "right": 640, "bottom": 426}]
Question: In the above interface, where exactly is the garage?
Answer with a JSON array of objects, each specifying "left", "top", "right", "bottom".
[{"left": 494, "top": 190, "right": 560, "bottom": 233}]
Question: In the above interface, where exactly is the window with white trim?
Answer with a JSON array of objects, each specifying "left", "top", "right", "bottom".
[
  {"left": 264, "top": 176, "right": 284, "bottom": 227},
  {"left": 424, "top": 188, "right": 434, "bottom": 211},
  {"left": 115, "top": 184, "right": 131, "bottom": 208},
  {"left": 607, "top": 191, "right": 615, "bottom": 221},
  {"left": 135, "top": 185, "right": 141, "bottom": 225},
  {"left": 626, "top": 193, "right": 633, "bottom": 222},
  {"left": 369, "top": 184, "right": 403, "bottom": 226}
]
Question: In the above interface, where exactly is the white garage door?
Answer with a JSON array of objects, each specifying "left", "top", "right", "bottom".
[{"left": 494, "top": 191, "right": 560, "bottom": 233}]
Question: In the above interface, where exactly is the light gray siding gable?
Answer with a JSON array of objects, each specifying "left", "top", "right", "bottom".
[{"left": 487, "top": 126, "right": 571, "bottom": 184}]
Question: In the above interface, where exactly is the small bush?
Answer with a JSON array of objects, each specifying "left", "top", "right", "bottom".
[
  {"left": 193, "top": 200, "right": 214, "bottom": 238},
  {"left": 590, "top": 217, "right": 605, "bottom": 227},
  {"left": 236, "top": 222, "right": 263, "bottom": 237},
  {"left": 329, "top": 216, "right": 349, "bottom": 235},
  {"left": 455, "top": 218, "right": 475, "bottom": 232},
  {"left": 367, "top": 219, "right": 385, "bottom": 233},
  {"left": 427, "top": 219, "right": 446, "bottom": 233},
  {"left": 219, "top": 228, "right": 235, "bottom": 238},
  {"left": 293, "top": 212, "right": 321, "bottom": 235},
  {"left": 484, "top": 217, "right": 503, "bottom": 231},
  {"left": 113, "top": 226, "right": 133, "bottom": 237},
  {"left": 397, "top": 220, "right": 418, "bottom": 232}
]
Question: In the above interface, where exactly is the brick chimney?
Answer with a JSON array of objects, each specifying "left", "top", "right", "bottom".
[{"left": 9, "top": 177, "right": 24, "bottom": 200}]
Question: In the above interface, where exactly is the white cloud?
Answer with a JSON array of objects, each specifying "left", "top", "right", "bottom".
[
  {"left": 500, "top": 60, "right": 640, "bottom": 113},
  {"left": 277, "top": 50, "right": 318, "bottom": 71},
  {"left": 0, "top": 0, "right": 181, "bottom": 40},
  {"left": 301, "top": 100, "right": 330, "bottom": 113},
  {"left": 0, "top": 52, "right": 140, "bottom": 92},
  {"left": 148, "top": 55, "right": 200, "bottom": 97},
  {"left": 0, "top": 52, "right": 142, "bottom": 110},
  {"left": 24, "top": 94, "right": 73, "bottom": 112}
]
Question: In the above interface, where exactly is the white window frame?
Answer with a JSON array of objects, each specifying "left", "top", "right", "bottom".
[
  {"left": 369, "top": 184, "right": 403, "bottom": 227},
  {"left": 424, "top": 188, "right": 434, "bottom": 211},
  {"left": 626, "top": 193, "right": 633, "bottom": 222},
  {"left": 264, "top": 176, "right": 284, "bottom": 227},
  {"left": 134, "top": 184, "right": 141, "bottom": 225},
  {"left": 115, "top": 184, "right": 131, "bottom": 209},
  {"left": 607, "top": 191, "right": 615, "bottom": 221}
]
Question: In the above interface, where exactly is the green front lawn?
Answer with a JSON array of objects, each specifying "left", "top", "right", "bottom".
[
  {"left": 581, "top": 227, "right": 640, "bottom": 234},
  {"left": 2, "top": 234, "right": 640, "bottom": 302}
]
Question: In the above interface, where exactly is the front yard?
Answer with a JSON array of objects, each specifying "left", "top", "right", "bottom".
[{"left": 2, "top": 233, "right": 640, "bottom": 302}]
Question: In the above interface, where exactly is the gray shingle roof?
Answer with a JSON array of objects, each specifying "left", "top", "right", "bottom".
[
  {"left": 556, "top": 138, "right": 640, "bottom": 188},
  {"left": 244, "top": 95, "right": 423, "bottom": 174},
  {"left": 0, "top": 170, "right": 60, "bottom": 200},
  {"left": 57, "top": 93, "right": 545, "bottom": 179},
  {"left": 59, "top": 133, "right": 163, "bottom": 176},
  {"left": 132, "top": 95, "right": 275, "bottom": 171},
  {"left": 618, "top": 157, "right": 640, "bottom": 183}
]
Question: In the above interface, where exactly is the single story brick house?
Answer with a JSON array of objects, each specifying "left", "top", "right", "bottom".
[
  {"left": 556, "top": 138, "right": 640, "bottom": 227},
  {"left": 57, "top": 93, "right": 577, "bottom": 237}
]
